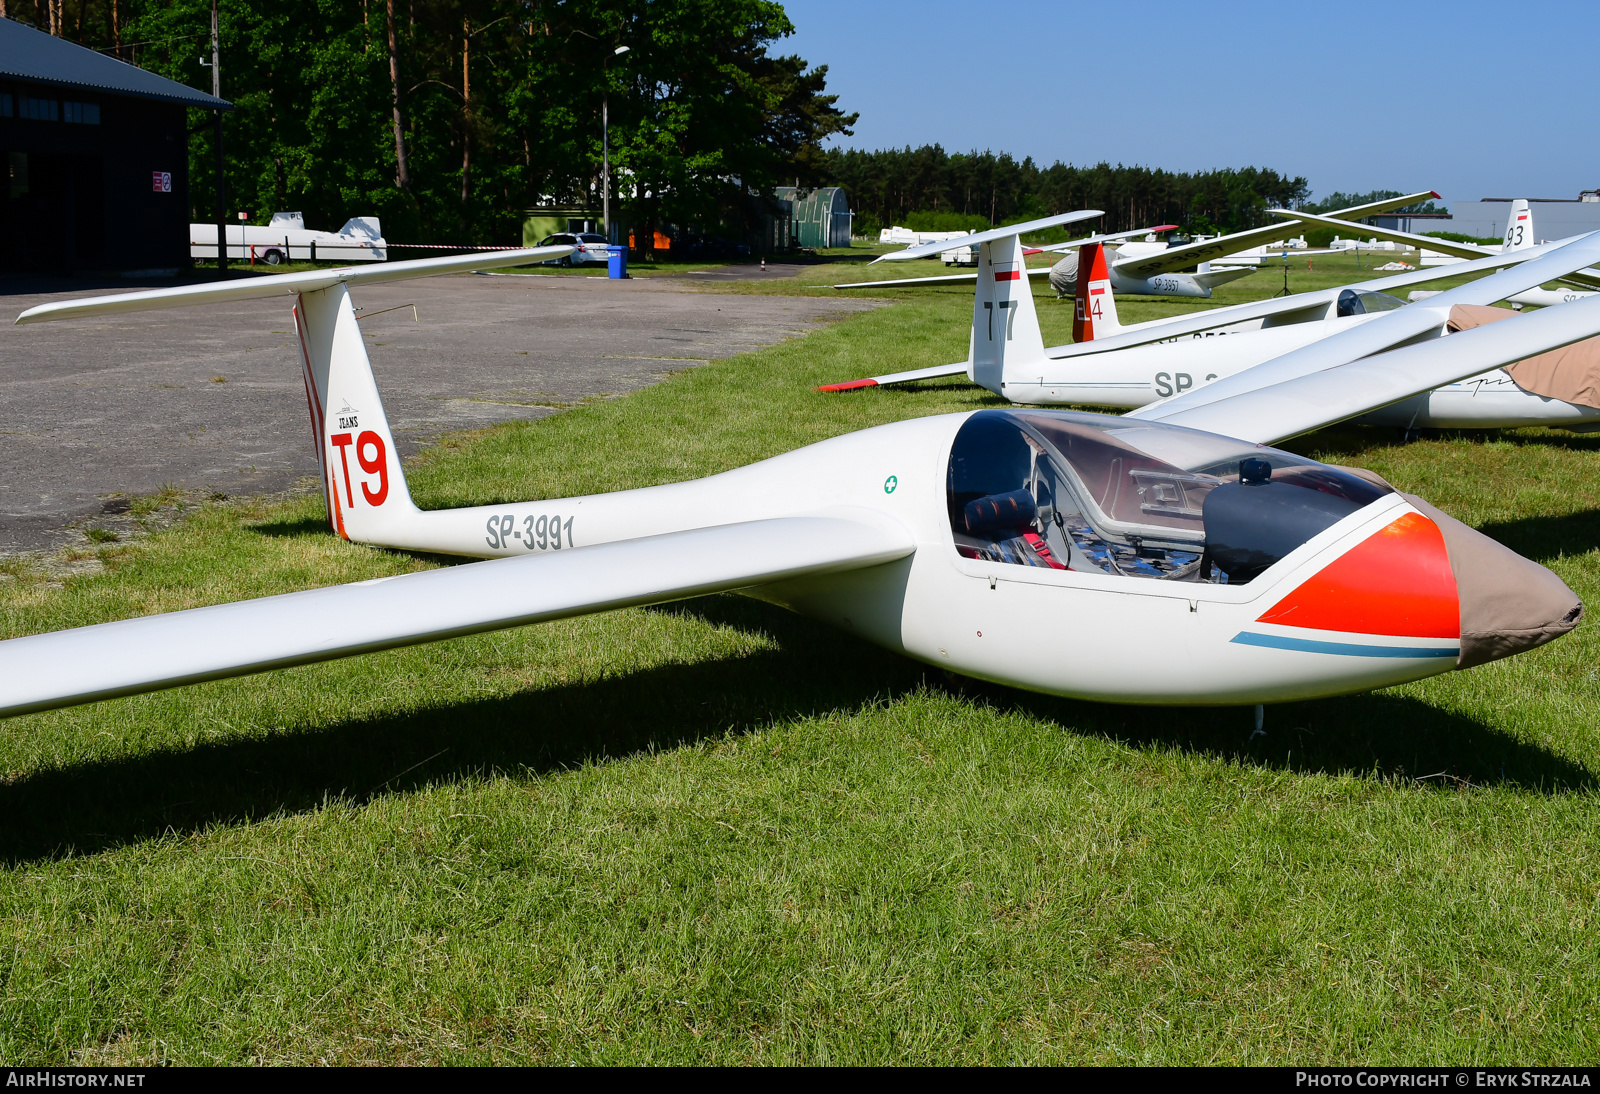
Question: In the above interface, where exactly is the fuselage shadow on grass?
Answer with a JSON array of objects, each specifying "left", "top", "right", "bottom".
[
  {"left": 247, "top": 515, "right": 335, "bottom": 539},
  {"left": 1478, "top": 508, "right": 1600, "bottom": 562},
  {"left": 2, "top": 590, "right": 1589, "bottom": 866},
  {"left": 0, "top": 596, "right": 926, "bottom": 865},
  {"left": 664, "top": 595, "right": 1599, "bottom": 795}
]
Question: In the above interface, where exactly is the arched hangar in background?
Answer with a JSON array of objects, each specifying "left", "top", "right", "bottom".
[
  {"left": 775, "top": 186, "right": 853, "bottom": 249},
  {"left": 0, "top": 16, "right": 230, "bottom": 274}
]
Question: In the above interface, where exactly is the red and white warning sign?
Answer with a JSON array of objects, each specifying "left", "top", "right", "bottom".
[{"left": 151, "top": 171, "right": 172, "bottom": 193}]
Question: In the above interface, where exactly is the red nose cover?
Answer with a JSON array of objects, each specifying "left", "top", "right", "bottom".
[{"left": 1256, "top": 512, "right": 1460, "bottom": 638}]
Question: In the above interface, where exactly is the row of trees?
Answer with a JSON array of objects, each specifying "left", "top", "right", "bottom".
[
  {"left": 1, "top": 0, "right": 1427, "bottom": 249},
  {"left": 3, "top": 0, "right": 855, "bottom": 247},
  {"left": 1306, "top": 190, "right": 1448, "bottom": 215},
  {"left": 821, "top": 146, "right": 1314, "bottom": 238}
]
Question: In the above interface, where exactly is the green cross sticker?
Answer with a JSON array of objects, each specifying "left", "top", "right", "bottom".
[{"left": 884, "top": 475, "right": 898, "bottom": 494}]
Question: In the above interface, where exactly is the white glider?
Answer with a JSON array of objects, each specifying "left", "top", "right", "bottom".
[{"left": 1, "top": 242, "right": 1592, "bottom": 720}]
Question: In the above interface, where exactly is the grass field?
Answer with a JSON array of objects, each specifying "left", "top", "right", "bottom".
[{"left": 1, "top": 254, "right": 1598, "bottom": 1064}]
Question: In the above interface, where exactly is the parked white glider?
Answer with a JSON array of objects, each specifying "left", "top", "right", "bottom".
[
  {"left": 2, "top": 243, "right": 1593, "bottom": 721},
  {"left": 821, "top": 228, "right": 1600, "bottom": 430}
]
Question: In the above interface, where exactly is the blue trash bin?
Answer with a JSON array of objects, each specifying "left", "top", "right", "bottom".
[{"left": 607, "top": 246, "right": 629, "bottom": 279}]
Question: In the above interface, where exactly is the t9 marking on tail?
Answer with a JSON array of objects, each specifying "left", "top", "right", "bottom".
[{"left": 330, "top": 430, "right": 389, "bottom": 507}]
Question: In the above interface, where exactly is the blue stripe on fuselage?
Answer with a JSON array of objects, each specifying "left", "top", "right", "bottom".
[{"left": 1231, "top": 631, "right": 1458, "bottom": 659}]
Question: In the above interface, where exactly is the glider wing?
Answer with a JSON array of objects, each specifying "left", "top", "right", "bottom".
[
  {"left": 1112, "top": 191, "right": 1439, "bottom": 280},
  {"left": 1133, "top": 233, "right": 1600, "bottom": 442},
  {"left": 14, "top": 246, "right": 577, "bottom": 325},
  {"left": 1270, "top": 208, "right": 1600, "bottom": 292},
  {"left": 1047, "top": 242, "right": 1567, "bottom": 359},
  {"left": 870, "top": 210, "right": 1104, "bottom": 263},
  {"left": 0, "top": 513, "right": 914, "bottom": 718},
  {"left": 1151, "top": 292, "right": 1600, "bottom": 446}
]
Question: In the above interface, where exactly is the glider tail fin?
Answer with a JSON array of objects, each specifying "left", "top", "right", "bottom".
[
  {"left": 1504, "top": 199, "right": 1535, "bottom": 251},
  {"left": 294, "top": 284, "right": 420, "bottom": 540},
  {"left": 968, "top": 234, "right": 1048, "bottom": 395},
  {"left": 1072, "top": 243, "right": 1122, "bottom": 342}
]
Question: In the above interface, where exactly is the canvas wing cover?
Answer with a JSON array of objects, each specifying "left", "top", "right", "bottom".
[{"left": 0, "top": 514, "right": 914, "bottom": 718}]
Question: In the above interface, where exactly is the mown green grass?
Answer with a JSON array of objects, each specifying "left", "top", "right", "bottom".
[{"left": 1, "top": 269, "right": 1598, "bottom": 1064}]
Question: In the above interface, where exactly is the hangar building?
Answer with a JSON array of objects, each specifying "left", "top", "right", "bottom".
[
  {"left": 775, "top": 186, "right": 852, "bottom": 248},
  {"left": 0, "top": 17, "right": 231, "bottom": 273}
]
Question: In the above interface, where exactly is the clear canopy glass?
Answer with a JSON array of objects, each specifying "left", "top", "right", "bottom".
[{"left": 947, "top": 410, "right": 1389, "bottom": 583}]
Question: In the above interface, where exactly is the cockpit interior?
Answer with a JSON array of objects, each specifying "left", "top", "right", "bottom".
[
  {"left": 947, "top": 410, "right": 1390, "bottom": 584},
  {"left": 1336, "top": 288, "right": 1407, "bottom": 317}
]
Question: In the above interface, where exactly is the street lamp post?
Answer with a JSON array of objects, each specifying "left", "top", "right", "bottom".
[{"left": 603, "top": 45, "right": 629, "bottom": 246}]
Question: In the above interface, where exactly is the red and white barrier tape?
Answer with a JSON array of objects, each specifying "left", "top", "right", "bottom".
[{"left": 383, "top": 243, "right": 525, "bottom": 251}]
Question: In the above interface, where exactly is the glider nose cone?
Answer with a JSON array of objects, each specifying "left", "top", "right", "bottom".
[{"left": 1410, "top": 497, "right": 1583, "bottom": 668}]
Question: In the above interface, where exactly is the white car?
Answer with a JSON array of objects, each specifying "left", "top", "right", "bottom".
[{"left": 538, "top": 232, "right": 611, "bottom": 266}]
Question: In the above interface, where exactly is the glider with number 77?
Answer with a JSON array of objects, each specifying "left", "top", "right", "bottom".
[{"left": 1, "top": 234, "right": 1595, "bottom": 721}]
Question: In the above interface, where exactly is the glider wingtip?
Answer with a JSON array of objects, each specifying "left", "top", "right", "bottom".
[
  {"left": 817, "top": 379, "right": 880, "bottom": 393},
  {"left": 1430, "top": 191, "right": 1442, "bottom": 200}
]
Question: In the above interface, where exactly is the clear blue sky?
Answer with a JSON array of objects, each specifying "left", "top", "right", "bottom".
[{"left": 780, "top": 0, "right": 1599, "bottom": 208}]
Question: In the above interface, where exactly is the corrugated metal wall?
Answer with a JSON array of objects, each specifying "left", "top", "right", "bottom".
[{"left": 775, "top": 187, "right": 852, "bottom": 248}]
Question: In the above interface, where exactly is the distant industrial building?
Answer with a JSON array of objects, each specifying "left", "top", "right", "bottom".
[
  {"left": 0, "top": 17, "right": 230, "bottom": 273},
  {"left": 775, "top": 186, "right": 852, "bottom": 248},
  {"left": 1378, "top": 190, "right": 1600, "bottom": 242},
  {"left": 1447, "top": 192, "right": 1600, "bottom": 242}
]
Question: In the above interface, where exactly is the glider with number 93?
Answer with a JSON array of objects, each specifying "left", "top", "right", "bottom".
[{"left": 0, "top": 236, "right": 1594, "bottom": 720}]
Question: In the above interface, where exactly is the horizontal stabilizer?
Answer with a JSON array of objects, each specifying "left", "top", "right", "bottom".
[
  {"left": 0, "top": 513, "right": 914, "bottom": 718},
  {"left": 1192, "top": 265, "right": 1259, "bottom": 291},
  {"left": 834, "top": 272, "right": 981, "bottom": 290},
  {"left": 14, "top": 246, "right": 576, "bottom": 324},
  {"left": 873, "top": 210, "right": 1104, "bottom": 263},
  {"left": 817, "top": 362, "right": 969, "bottom": 391},
  {"left": 1029, "top": 225, "right": 1179, "bottom": 254}
]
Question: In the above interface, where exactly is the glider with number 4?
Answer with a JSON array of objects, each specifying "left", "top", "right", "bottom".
[{"left": 0, "top": 242, "right": 1593, "bottom": 721}]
